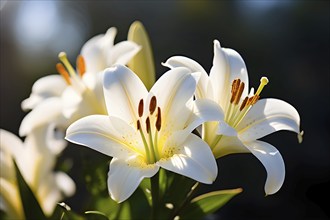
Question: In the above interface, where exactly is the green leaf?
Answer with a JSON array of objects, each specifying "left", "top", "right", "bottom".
[
  {"left": 85, "top": 211, "right": 109, "bottom": 220},
  {"left": 81, "top": 150, "right": 110, "bottom": 197},
  {"left": 51, "top": 203, "right": 85, "bottom": 220},
  {"left": 179, "top": 188, "right": 243, "bottom": 220},
  {"left": 14, "top": 160, "right": 48, "bottom": 220}
]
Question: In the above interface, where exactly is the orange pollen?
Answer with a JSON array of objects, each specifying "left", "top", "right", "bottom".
[
  {"left": 234, "top": 82, "right": 244, "bottom": 105},
  {"left": 76, "top": 55, "right": 86, "bottom": 76},
  {"left": 251, "top": 94, "right": 260, "bottom": 105},
  {"left": 56, "top": 63, "right": 71, "bottom": 85},
  {"left": 239, "top": 96, "right": 248, "bottom": 111}
]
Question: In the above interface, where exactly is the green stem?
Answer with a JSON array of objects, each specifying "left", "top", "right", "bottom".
[
  {"left": 151, "top": 172, "right": 160, "bottom": 219},
  {"left": 169, "top": 182, "right": 200, "bottom": 219}
]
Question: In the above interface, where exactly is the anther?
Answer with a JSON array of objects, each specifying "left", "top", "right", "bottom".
[
  {"left": 149, "top": 96, "right": 157, "bottom": 115},
  {"left": 234, "top": 82, "right": 245, "bottom": 105},
  {"left": 251, "top": 94, "right": 260, "bottom": 105},
  {"left": 138, "top": 99, "right": 144, "bottom": 117},
  {"left": 155, "top": 107, "right": 162, "bottom": 131},
  {"left": 56, "top": 63, "right": 71, "bottom": 85},
  {"left": 76, "top": 55, "right": 86, "bottom": 76},
  {"left": 137, "top": 120, "right": 141, "bottom": 130},
  {"left": 58, "top": 52, "right": 76, "bottom": 78},
  {"left": 239, "top": 97, "right": 248, "bottom": 111},
  {"left": 146, "top": 117, "right": 151, "bottom": 133},
  {"left": 230, "top": 79, "right": 241, "bottom": 103}
]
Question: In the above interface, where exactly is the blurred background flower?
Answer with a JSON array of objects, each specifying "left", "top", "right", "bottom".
[{"left": 1, "top": 1, "right": 329, "bottom": 219}]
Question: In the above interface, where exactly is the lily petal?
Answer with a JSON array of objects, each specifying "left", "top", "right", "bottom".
[
  {"left": 107, "top": 41, "right": 141, "bottom": 66},
  {"left": 81, "top": 34, "right": 107, "bottom": 73},
  {"left": 212, "top": 135, "right": 248, "bottom": 158},
  {"left": 21, "top": 75, "right": 67, "bottom": 111},
  {"left": 19, "top": 97, "right": 64, "bottom": 136},
  {"left": 55, "top": 172, "right": 76, "bottom": 197},
  {"left": 243, "top": 140, "right": 285, "bottom": 195},
  {"left": 149, "top": 67, "right": 200, "bottom": 133},
  {"left": 81, "top": 28, "right": 117, "bottom": 73},
  {"left": 0, "top": 129, "right": 23, "bottom": 157},
  {"left": 209, "top": 40, "right": 249, "bottom": 109},
  {"left": 158, "top": 134, "right": 217, "bottom": 184},
  {"left": 238, "top": 98, "right": 301, "bottom": 142},
  {"left": 108, "top": 157, "right": 158, "bottom": 203},
  {"left": 183, "top": 99, "right": 225, "bottom": 139},
  {"left": 66, "top": 115, "right": 144, "bottom": 158},
  {"left": 103, "top": 65, "right": 148, "bottom": 125},
  {"left": 163, "top": 56, "right": 211, "bottom": 99}
]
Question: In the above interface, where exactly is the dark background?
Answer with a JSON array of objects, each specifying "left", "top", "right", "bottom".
[{"left": 1, "top": 1, "right": 329, "bottom": 219}]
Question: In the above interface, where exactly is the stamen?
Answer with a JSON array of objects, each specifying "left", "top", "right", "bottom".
[
  {"left": 146, "top": 117, "right": 151, "bottom": 133},
  {"left": 76, "top": 55, "right": 86, "bottom": 76},
  {"left": 149, "top": 96, "right": 157, "bottom": 115},
  {"left": 230, "top": 79, "right": 240, "bottom": 103},
  {"left": 251, "top": 94, "right": 260, "bottom": 105},
  {"left": 137, "top": 119, "right": 152, "bottom": 163},
  {"left": 155, "top": 107, "right": 162, "bottom": 131},
  {"left": 56, "top": 63, "right": 71, "bottom": 85},
  {"left": 137, "top": 120, "right": 141, "bottom": 130},
  {"left": 138, "top": 99, "right": 144, "bottom": 117},
  {"left": 239, "top": 97, "right": 248, "bottom": 111},
  {"left": 58, "top": 52, "right": 76, "bottom": 78},
  {"left": 234, "top": 82, "right": 245, "bottom": 105}
]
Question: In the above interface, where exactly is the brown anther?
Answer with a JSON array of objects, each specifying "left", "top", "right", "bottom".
[
  {"left": 246, "top": 96, "right": 254, "bottom": 106},
  {"left": 234, "top": 82, "right": 245, "bottom": 105},
  {"left": 155, "top": 107, "right": 162, "bottom": 131},
  {"left": 138, "top": 99, "right": 144, "bottom": 117},
  {"left": 137, "top": 120, "right": 141, "bottom": 130},
  {"left": 56, "top": 63, "right": 71, "bottom": 85},
  {"left": 251, "top": 95, "right": 260, "bottom": 105},
  {"left": 230, "top": 79, "right": 241, "bottom": 103},
  {"left": 239, "top": 97, "right": 248, "bottom": 111},
  {"left": 149, "top": 96, "right": 157, "bottom": 115},
  {"left": 76, "top": 55, "right": 86, "bottom": 76},
  {"left": 146, "top": 117, "right": 151, "bottom": 133}
]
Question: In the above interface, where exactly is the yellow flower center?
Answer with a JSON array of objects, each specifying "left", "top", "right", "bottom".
[{"left": 136, "top": 96, "right": 162, "bottom": 164}]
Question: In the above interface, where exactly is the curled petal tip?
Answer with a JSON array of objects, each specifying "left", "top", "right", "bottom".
[
  {"left": 298, "top": 130, "right": 304, "bottom": 144},
  {"left": 213, "top": 39, "right": 220, "bottom": 47}
]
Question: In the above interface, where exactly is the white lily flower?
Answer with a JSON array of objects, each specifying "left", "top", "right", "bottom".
[
  {"left": 0, "top": 130, "right": 24, "bottom": 219},
  {"left": 20, "top": 27, "right": 141, "bottom": 145},
  {"left": 164, "top": 40, "right": 303, "bottom": 195},
  {"left": 66, "top": 65, "right": 220, "bottom": 202},
  {"left": 0, "top": 129, "right": 75, "bottom": 218}
]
